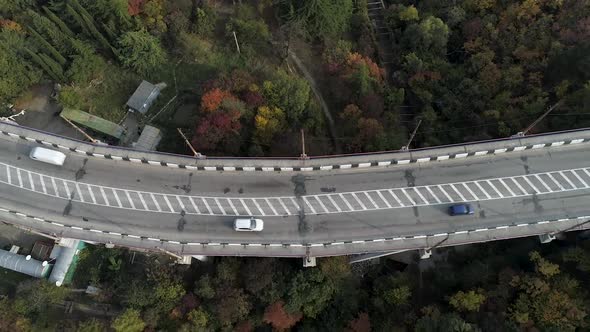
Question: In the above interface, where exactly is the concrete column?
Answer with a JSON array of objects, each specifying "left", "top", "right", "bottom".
[
  {"left": 419, "top": 249, "right": 432, "bottom": 260},
  {"left": 303, "top": 256, "right": 316, "bottom": 267},
  {"left": 177, "top": 256, "right": 192, "bottom": 265},
  {"left": 539, "top": 233, "right": 556, "bottom": 244}
]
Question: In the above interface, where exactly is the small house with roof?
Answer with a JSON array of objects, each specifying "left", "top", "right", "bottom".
[{"left": 126, "top": 80, "right": 162, "bottom": 114}]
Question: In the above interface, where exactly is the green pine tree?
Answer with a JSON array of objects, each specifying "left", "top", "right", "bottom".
[{"left": 27, "top": 27, "right": 67, "bottom": 66}]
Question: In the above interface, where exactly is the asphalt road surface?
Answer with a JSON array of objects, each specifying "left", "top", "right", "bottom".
[{"left": 0, "top": 130, "right": 589, "bottom": 255}]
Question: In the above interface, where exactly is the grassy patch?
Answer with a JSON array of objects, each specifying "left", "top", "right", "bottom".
[
  {"left": 60, "top": 64, "right": 139, "bottom": 123},
  {"left": 85, "top": 65, "right": 138, "bottom": 122},
  {"left": 145, "top": 60, "right": 219, "bottom": 121}
]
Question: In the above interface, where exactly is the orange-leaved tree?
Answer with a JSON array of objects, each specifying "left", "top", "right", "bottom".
[
  {"left": 263, "top": 300, "right": 303, "bottom": 331},
  {"left": 200, "top": 88, "right": 236, "bottom": 112}
]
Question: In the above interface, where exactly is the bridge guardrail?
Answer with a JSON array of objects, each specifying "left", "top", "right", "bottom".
[{"left": 1, "top": 122, "right": 590, "bottom": 172}]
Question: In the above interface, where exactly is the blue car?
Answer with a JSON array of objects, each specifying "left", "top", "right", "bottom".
[{"left": 449, "top": 204, "right": 474, "bottom": 216}]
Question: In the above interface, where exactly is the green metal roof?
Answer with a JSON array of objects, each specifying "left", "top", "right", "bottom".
[
  {"left": 62, "top": 241, "right": 86, "bottom": 286},
  {"left": 60, "top": 108, "right": 124, "bottom": 139}
]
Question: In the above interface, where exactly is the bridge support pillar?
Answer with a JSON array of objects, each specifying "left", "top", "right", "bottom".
[
  {"left": 419, "top": 249, "right": 432, "bottom": 260},
  {"left": 303, "top": 256, "right": 316, "bottom": 267},
  {"left": 539, "top": 234, "right": 556, "bottom": 244},
  {"left": 177, "top": 256, "right": 193, "bottom": 265}
]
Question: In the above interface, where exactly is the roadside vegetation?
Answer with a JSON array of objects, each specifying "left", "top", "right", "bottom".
[
  {"left": 1, "top": 236, "right": 590, "bottom": 330},
  {"left": 0, "top": 1, "right": 589, "bottom": 329},
  {"left": 1, "top": 0, "right": 589, "bottom": 156}
]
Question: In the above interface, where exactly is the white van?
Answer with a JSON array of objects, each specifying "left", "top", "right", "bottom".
[
  {"left": 29, "top": 147, "right": 66, "bottom": 166},
  {"left": 234, "top": 217, "right": 264, "bottom": 231}
]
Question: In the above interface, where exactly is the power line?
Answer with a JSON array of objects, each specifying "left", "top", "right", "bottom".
[
  {"left": 515, "top": 101, "right": 562, "bottom": 137},
  {"left": 301, "top": 113, "right": 590, "bottom": 142}
]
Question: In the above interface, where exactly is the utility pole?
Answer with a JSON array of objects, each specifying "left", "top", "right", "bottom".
[
  {"left": 300, "top": 129, "right": 308, "bottom": 159},
  {"left": 62, "top": 117, "right": 98, "bottom": 143},
  {"left": 232, "top": 31, "right": 241, "bottom": 54},
  {"left": 177, "top": 128, "right": 201, "bottom": 158},
  {"left": 401, "top": 119, "right": 422, "bottom": 151},
  {"left": 514, "top": 101, "right": 562, "bottom": 137}
]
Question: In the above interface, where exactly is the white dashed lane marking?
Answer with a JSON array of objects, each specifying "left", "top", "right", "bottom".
[{"left": 2, "top": 162, "right": 590, "bottom": 217}]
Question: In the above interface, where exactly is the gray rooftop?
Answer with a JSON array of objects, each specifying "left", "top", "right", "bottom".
[
  {"left": 134, "top": 125, "right": 162, "bottom": 151},
  {"left": 48, "top": 239, "right": 81, "bottom": 287},
  {"left": 0, "top": 249, "right": 50, "bottom": 278},
  {"left": 126, "top": 81, "right": 161, "bottom": 114}
]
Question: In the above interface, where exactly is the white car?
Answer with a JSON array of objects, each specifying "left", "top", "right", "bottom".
[
  {"left": 234, "top": 218, "right": 264, "bottom": 231},
  {"left": 29, "top": 147, "right": 66, "bottom": 166}
]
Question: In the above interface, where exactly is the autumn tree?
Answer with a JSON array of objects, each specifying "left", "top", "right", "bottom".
[
  {"left": 508, "top": 251, "right": 587, "bottom": 330},
  {"left": 212, "top": 286, "right": 251, "bottom": 326},
  {"left": 186, "top": 308, "right": 209, "bottom": 330},
  {"left": 347, "top": 312, "right": 371, "bottom": 332},
  {"left": 384, "top": 285, "right": 412, "bottom": 307},
  {"left": 263, "top": 300, "right": 303, "bottom": 330},
  {"left": 319, "top": 256, "right": 351, "bottom": 284},
  {"left": 142, "top": 0, "right": 167, "bottom": 34},
  {"left": 324, "top": 46, "right": 385, "bottom": 106},
  {"left": 448, "top": 290, "right": 486, "bottom": 312},
  {"left": 529, "top": 251, "right": 560, "bottom": 278},
  {"left": 384, "top": 4, "right": 419, "bottom": 30},
  {"left": 193, "top": 109, "right": 242, "bottom": 151},
  {"left": 355, "top": 118, "right": 385, "bottom": 152},
  {"left": 128, "top": 0, "right": 145, "bottom": 16},
  {"left": 254, "top": 106, "right": 286, "bottom": 146},
  {"left": 200, "top": 88, "right": 235, "bottom": 113}
]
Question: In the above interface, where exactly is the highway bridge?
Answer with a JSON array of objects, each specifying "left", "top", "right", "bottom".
[{"left": 1, "top": 122, "right": 590, "bottom": 263}]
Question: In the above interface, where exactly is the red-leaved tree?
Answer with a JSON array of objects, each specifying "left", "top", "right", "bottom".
[
  {"left": 234, "top": 320, "right": 253, "bottom": 332},
  {"left": 193, "top": 110, "right": 241, "bottom": 151},
  {"left": 347, "top": 312, "right": 371, "bottom": 332},
  {"left": 263, "top": 301, "right": 303, "bottom": 331},
  {"left": 200, "top": 88, "right": 236, "bottom": 113},
  {"left": 128, "top": 0, "right": 146, "bottom": 16}
]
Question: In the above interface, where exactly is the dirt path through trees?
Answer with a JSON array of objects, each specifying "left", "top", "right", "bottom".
[{"left": 287, "top": 50, "right": 341, "bottom": 153}]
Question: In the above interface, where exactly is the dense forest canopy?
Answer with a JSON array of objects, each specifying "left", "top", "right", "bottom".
[
  {"left": 2, "top": 236, "right": 590, "bottom": 331},
  {"left": 0, "top": 1, "right": 590, "bottom": 331},
  {"left": 1, "top": 0, "right": 589, "bottom": 155}
]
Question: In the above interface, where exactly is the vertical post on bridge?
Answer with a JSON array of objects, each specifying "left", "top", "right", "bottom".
[
  {"left": 514, "top": 101, "right": 562, "bottom": 137},
  {"left": 300, "top": 129, "right": 309, "bottom": 159},
  {"left": 177, "top": 128, "right": 201, "bottom": 158},
  {"left": 401, "top": 119, "right": 422, "bottom": 151}
]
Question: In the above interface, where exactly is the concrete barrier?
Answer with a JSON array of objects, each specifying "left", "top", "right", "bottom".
[{"left": 2, "top": 122, "right": 590, "bottom": 172}]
